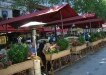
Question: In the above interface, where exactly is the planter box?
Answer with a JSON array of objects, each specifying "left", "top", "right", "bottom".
[
  {"left": 103, "top": 38, "right": 106, "bottom": 42},
  {"left": 45, "top": 49, "right": 71, "bottom": 61},
  {"left": 91, "top": 39, "right": 102, "bottom": 46},
  {"left": 71, "top": 44, "right": 87, "bottom": 54},
  {"left": 0, "top": 60, "right": 33, "bottom": 75}
]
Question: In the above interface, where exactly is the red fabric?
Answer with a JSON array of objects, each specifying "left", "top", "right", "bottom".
[
  {"left": 47, "top": 13, "right": 96, "bottom": 25},
  {"left": 0, "top": 4, "right": 78, "bottom": 26},
  {"left": 38, "top": 27, "right": 68, "bottom": 32},
  {"left": 62, "top": 18, "right": 103, "bottom": 28},
  {"left": 0, "top": 3, "right": 103, "bottom": 30},
  {"left": 0, "top": 25, "right": 30, "bottom": 32}
]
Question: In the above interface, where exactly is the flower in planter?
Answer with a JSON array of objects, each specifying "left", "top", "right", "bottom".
[{"left": 45, "top": 43, "right": 59, "bottom": 54}]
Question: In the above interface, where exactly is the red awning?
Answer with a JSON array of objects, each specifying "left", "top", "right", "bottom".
[
  {"left": 62, "top": 18, "right": 103, "bottom": 28},
  {"left": 0, "top": 25, "right": 30, "bottom": 32},
  {"left": 0, "top": 3, "right": 78, "bottom": 27},
  {"left": 0, "top": 3, "right": 103, "bottom": 30},
  {"left": 47, "top": 13, "right": 96, "bottom": 25}
]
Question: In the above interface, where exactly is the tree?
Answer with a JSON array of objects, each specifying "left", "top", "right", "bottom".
[
  {"left": 72, "top": 0, "right": 106, "bottom": 20},
  {"left": 11, "top": 0, "right": 72, "bottom": 11},
  {"left": 11, "top": 0, "right": 48, "bottom": 12},
  {"left": 10, "top": 0, "right": 106, "bottom": 20}
]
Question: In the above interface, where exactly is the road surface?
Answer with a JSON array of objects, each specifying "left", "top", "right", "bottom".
[{"left": 55, "top": 46, "right": 106, "bottom": 75}]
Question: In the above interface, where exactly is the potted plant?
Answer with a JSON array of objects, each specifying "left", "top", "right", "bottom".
[
  {"left": 56, "top": 38, "right": 69, "bottom": 51},
  {"left": 89, "top": 32, "right": 102, "bottom": 46},
  {"left": 8, "top": 44, "right": 29, "bottom": 64},
  {"left": 71, "top": 35, "right": 86, "bottom": 54},
  {"left": 45, "top": 38, "right": 70, "bottom": 60},
  {"left": 78, "top": 35, "right": 85, "bottom": 45}
]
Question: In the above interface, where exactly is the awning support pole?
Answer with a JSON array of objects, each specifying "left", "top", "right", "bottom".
[
  {"left": 60, "top": 10, "right": 64, "bottom": 37},
  {"left": 54, "top": 25, "right": 57, "bottom": 40},
  {"left": 90, "top": 22, "right": 91, "bottom": 33},
  {"left": 6, "top": 24, "right": 8, "bottom": 44}
]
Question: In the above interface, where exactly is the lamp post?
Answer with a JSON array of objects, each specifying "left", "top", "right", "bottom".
[{"left": 20, "top": 21, "right": 46, "bottom": 56}]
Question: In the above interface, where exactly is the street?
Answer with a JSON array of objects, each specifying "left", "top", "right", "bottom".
[{"left": 55, "top": 46, "right": 106, "bottom": 75}]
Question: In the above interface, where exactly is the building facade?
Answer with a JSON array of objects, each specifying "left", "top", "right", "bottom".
[{"left": 0, "top": 0, "right": 22, "bottom": 20}]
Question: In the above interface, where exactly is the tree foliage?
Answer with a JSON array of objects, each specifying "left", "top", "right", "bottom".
[
  {"left": 72, "top": 0, "right": 106, "bottom": 20},
  {"left": 11, "top": 0, "right": 72, "bottom": 11},
  {"left": 11, "top": 0, "right": 47, "bottom": 12},
  {"left": 10, "top": 0, "right": 106, "bottom": 20}
]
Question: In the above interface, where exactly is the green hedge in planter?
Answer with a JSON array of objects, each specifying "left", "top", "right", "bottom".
[
  {"left": 8, "top": 44, "right": 29, "bottom": 64},
  {"left": 56, "top": 38, "right": 69, "bottom": 51},
  {"left": 100, "top": 32, "right": 106, "bottom": 38},
  {"left": 89, "top": 32, "right": 102, "bottom": 42},
  {"left": 78, "top": 35, "right": 85, "bottom": 45},
  {"left": 89, "top": 33, "right": 97, "bottom": 42}
]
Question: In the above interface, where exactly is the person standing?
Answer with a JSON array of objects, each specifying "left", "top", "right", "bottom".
[{"left": 17, "top": 36, "right": 22, "bottom": 43}]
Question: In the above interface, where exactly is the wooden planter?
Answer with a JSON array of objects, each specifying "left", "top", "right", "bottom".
[
  {"left": 71, "top": 44, "right": 87, "bottom": 54},
  {"left": 0, "top": 60, "right": 34, "bottom": 75},
  {"left": 45, "top": 49, "right": 71, "bottom": 61},
  {"left": 103, "top": 38, "right": 106, "bottom": 42},
  {"left": 91, "top": 39, "right": 102, "bottom": 46}
]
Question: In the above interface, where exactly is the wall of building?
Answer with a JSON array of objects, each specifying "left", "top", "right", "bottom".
[
  {"left": 0, "top": 1, "right": 21, "bottom": 19},
  {"left": 0, "top": 8, "right": 12, "bottom": 18}
]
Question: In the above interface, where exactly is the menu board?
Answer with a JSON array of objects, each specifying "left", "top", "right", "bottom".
[{"left": 0, "top": 36, "right": 6, "bottom": 44}]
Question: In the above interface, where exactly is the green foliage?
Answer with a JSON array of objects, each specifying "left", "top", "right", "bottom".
[
  {"left": 11, "top": 0, "right": 47, "bottom": 12},
  {"left": 94, "top": 32, "right": 101, "bottom": 38},
  {"left": 56, "top": 38, "right": 69, "bottom": 50},
  {"left": 89, "top": 33, "right": 96, "bottom": 42},
  {"left": 100, "top": 32, "right": 106, "bottom": 38},
  {"left": 8, "top": 44, "right": 28, "bottom": 64},
  {"left": 78, "top": 35, "right": 85, "bottom": 45},
  {"left": 73, "top": 0, "right": 106, "bottom": 20},
  {"left": 89, "top": 32, "right": 101, "bottom": 42}
]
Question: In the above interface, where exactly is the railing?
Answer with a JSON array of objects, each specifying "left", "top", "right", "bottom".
[{"left": 0, "top": 60, "right": 41, "bottom": 75}]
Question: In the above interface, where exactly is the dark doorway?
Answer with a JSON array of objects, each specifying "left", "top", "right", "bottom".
[{"left": 12, "top": 10, "right": 20, "bottom": 17}]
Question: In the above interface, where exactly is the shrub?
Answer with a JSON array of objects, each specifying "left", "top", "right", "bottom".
[
  {"left": 78, "top": 35, "right": 85, "bottom": 45},
  {"left": 89, "top": 32, "right": 101, "bottom": 42},
  {"left": 8, "top": 44, "right": 28, "bottom": 64},
  {"left": 100, "top": 32, "right": 106, "bottom": 38},
  {"left": 56, "top": 38, "right": 69, "bottom": 51}
]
